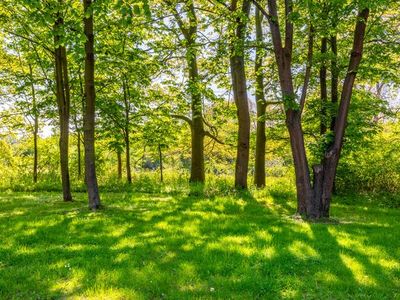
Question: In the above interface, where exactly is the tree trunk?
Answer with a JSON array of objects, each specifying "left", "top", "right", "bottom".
[
  {"left": 330, "top": 34, "right": 338, "bottom": 131},
  {"left": 158, "top": 144, "right": 163, "bottom": 182},
  {"left": 266, "top": 0, "right": 314, "bottom": 214},
  {"left": 230, "top": 0, "right": 251, "bottom": 189},
  {"left": 77, "top": 131, "right": 82, "bottom": 178},
  {"left": 170, "top": 1, "right": 205, "bottom": 183},
  {"left": 320, "top": 37, "right": 328, "bottom": 135},
  {"left": 83, "top": 0, "right": 101, "bottom": 209},
  {"left": 188, "top": 44, "right": 205, "bottom": 183},
  {"left": 315, "top": 8, "right": 370, "bottom": 218},
  {"left": 254, "top": 7, "right": 266, "bottom": 188},
  {"left": 29, "top": 64, "right": 39, "bottom": 184},
  {"left": 54, "top": 4, "right": 72, "bottom": 202},
  {"left": 117, "top": 150, "right": 122, "bottom": 179},
  {"left": 122, "top": 79, "right": 132, "bottom": 184}
]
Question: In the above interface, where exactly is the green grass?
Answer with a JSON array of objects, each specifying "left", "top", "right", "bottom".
[{"left": 0, "top": 184, "right": 399, "bottom": 299}]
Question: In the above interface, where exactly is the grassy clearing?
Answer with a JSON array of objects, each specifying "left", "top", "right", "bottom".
[{"left": 0, "top": 184, "right": 399, "bottom": 299}]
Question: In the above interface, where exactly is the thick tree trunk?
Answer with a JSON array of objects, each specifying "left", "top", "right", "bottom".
[
  {"left": 286, "top": 112, "right": 314, "bottom": 215},
  {"left": 266, "top": 0, "right": 313, "bottom": 214},
  {"left": 254, "top": 7, "right": 266, "bottom": 188},
  {"left": 29, "top": 64, "right": 38, "bottom": 184},
  {"left": 122, "top": 79, "right": 132, "bottom": 184},
  {"left": 117, "top": 150, "right": 122, "bottom": 179},
  {"left": 83, "top": 0, "right": 101, "bottom": 209},
  {"left": 320, "top": 37, "right": 328, "bottom": 135},
  {"left": 54, "top": 5, "right": 72, "bottom": 202},
  {"left": 158, "top": 144, "right": 163, "bottom": 182},
  {"left": 230, "top": 0, "right": 251, "bottom": 189}
]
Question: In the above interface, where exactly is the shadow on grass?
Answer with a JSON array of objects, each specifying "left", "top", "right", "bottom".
[{"left": 0, "top": 190, "right": 398, "bottom": 299}]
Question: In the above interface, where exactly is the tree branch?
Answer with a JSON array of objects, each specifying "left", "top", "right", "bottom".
[
  {"left": 204, "top": 130, "right": 224, "bottom": 144},
  {"left": 299, "top": 25, "right": 314, "bottom": 114},
  {"left": 171, "top": 114, "right": 193, "bottom": 126}
]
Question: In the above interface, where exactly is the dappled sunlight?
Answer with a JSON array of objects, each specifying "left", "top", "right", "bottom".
[
  {"left": 315, "top": 271, "right": 340, "bottom": 284},
  {"left": 207, "top": 235, "right": 256, "bottom": 257},
  {"left": 340, "top": 254, "right": 377, "bottom": 286},
  {"left": 0, "top": 191, "right": 398, "bottom": 298},
  {"left": 288, "top": 240, "right": 320, "bottom": 260}
]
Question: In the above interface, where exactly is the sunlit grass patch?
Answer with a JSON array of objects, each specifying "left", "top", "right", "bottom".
[{"left": 0, "top": 189, "right": 398, "bottom": 299}]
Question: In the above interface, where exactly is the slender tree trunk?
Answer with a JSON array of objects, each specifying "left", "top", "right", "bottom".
[
  {"left": 330, "top": 34, "right": 339, "bottom": 194},
  {"left": 314, "top": 8, "right": 370, "bottom": 218},
  {"left": 230, "top": 0, "right": 251, "bottom": 189},
  {"left": 330, "top": 34, "right": 338, "bottom": 131},
  {"left": 122, "top": 79, "right": 132, "bottom": 183},
  {"left": 320, "top": 37, "right": 328, "bottom": 135},
  {"left": 83, "top": 0, "right": 101, "bottom": 209},
  {"left": 117, "top": 150, "right": 122, "bottom": 179},
  {"left": 158, "top": 144, "right": 163, "bottom": 182},
  {"left": 29, "top": 64, "right": 38, "bottom": 184},
  {"left": 254, "top": 7, "right": 266, "bottom": 188},
  {"left": 54, "top": 4, "right": 72, "bottom": 202},
  {"left": 124, "top": 133, "right": 132, "bottom": 183},
  {"left": 170, "top": 1, "right": 205, "bottom": 183},
  {"left": 77, "top": 131, "right": 82, "bottom": 178}
]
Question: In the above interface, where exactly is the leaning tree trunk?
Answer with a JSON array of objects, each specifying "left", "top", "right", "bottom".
[
  {"left": 83, "top": 0, "right": 101, "bottom": 209},
  {"left": 265, "top": 0, "right": 314, "bottom": 214},
  {"left": 312, "top": 8, "right": 370, "bottom": 218},
  {"left": 28, "top": 64, "right": 39, "bottom": 184},
  {"left": 254, "top": 7, "right": 267, "bottom": 188},
  {"left": 54, "top": 5, "right": 72, "bottom": 202},
  {"left": 330, "top": 34, "right": 338, "bottom": 131},
  {"left": 230, "top": 0, "right": 251, "bottom": 189}
]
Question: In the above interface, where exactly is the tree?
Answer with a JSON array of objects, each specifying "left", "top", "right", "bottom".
[
  {"left": 254, "top": 7, "right": 267, "bottom": 188},
  {"left": 254, "top": 0, "right": 370, "bottom": 218},
  {"left": 83, "top": 0, "right": 101, "bottom": 209},
  {"left": 229, "top": 0, "right": 251, "bottom": 188},
  {"left": 54, "top": 0, "right": 73, "bottom": 201}
]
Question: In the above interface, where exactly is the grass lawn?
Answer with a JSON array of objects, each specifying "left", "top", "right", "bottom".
[{"left": 0, "top": 186, "right": 399, "bottom": 299}]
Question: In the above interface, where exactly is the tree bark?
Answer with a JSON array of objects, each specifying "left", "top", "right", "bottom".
[
  {"left": 254, "top": 7, "right": 267, "bottom": 188},
  {"left": 117, "top": 150, "right": 122, "bottom": 179},
  {"left": 29, "top": 64, "right": 38, "bottom": 184},
  {"left": 170, "top": 0, "right": 205, "bottom": 183},
  {"left": 316, "top": 8, "right": 370, "bottom": 218},
  {"left": 266, "top": 0, "right": 313, "bottom": 214},
  {"left": 83, "top": 0, "right": 101, "bottom": 209},
  {"left": 54, "top": 3, "right": 72, "bottom": 202},
  {"left": 320, "top": 37, "right": 328, "bottom": 135},
  {"left": 330, "top": 34, "right": 338, "bottom": 131},
  {"left": 230, "top": 0, "right": 251, "bottom": 189},
  {"left": 77, "top": 131, "right": 82, "bottom": 178},
  {"left": 122, "top": 78, "right": 132, "bottom": 183}
]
